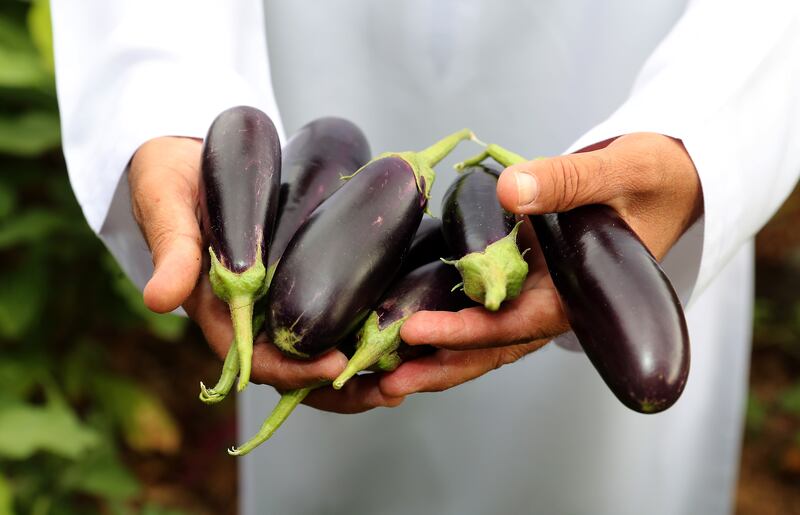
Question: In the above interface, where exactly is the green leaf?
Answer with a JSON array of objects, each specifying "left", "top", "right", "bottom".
[
  {"left": 779, "top": 382, "right": 800, "bottom": 415},
  {"left": 0, "top": 355, "right": 46, "bottom": 399},
  {"left": 27, "top": 0, "right": 54, "bottom": 76},
  {"left": 93, "top": 376, "right": 181, "bottom": 454},
  {"left": 0, "top": 16, "right": 48, "bottom": 89},
  {"left": 745, "top": 392, "right": 767, "bottom": 434},
  {"left": 61, "top": 445, "right": 140, "bottom": 500},
  {"left": 0, "top": 209, "right": 66, "bottom": 249},
  {"left": 0, "top": 257, "right": 46, "bottom": 339},
  {"left": 0, "top": 474, "right": 15, "bottom": 515},
  {"left": 0, "top": 110, "right": 61, "bottom": 156},
  {"left": 104, "top": 256, "right": 186, "bottom": 341},
  {"left": 140, "top": 504, "right": 189, "bottom": 515},
  {"left": 0, "top": 398, "right": 100, "bottom": 460}
]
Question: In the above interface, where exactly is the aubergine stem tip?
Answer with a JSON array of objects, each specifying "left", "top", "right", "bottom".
[
  {"left": 332, "top": 313, "right": 407, "bottom": 390},
  {"left": 199, "top": 312, "right": 264, "bottom": 404},
  {"left": 443, "top": 221, "right": 528, "bottom": 311},
  {"left": 208, "top": 248, "right": 267, "bottom": 393},
  {"left": 228, "top": 384, "right": 323, "bottom": 456},
  {"left": 455, "top": 144, "right": 529, "bottom": 170},
  {"left": 199, "top": 344, "right": 239, "bottom": 404},
  {"left": 345, "top": 128, "right": 474, "bottom": 200}
]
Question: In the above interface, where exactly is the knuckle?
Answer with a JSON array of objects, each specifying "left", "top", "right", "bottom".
[
  {"left": 491, "top": 350, "right": 507, "bottom": 371},
  {"left": 548, "top": 158, "right": 582, "bottom": 210}
]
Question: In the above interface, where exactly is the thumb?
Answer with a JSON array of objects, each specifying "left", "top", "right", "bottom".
[
  {"left": 496, "top": 150, "right": 620, "bottom": 215},
  {"left": 129, "top": 137, "right": 204, "bottom": 313}
]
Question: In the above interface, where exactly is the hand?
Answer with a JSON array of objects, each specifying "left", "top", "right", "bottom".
[
  {"left": 306, "top": 132, "right": 701, "bottom": 409},
  {"left": 128, "top": 137, "right": 354, "bottom": 392}
]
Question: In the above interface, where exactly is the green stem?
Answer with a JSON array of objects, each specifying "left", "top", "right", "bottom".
[
  {"left": 390, "top": 129, "right": 475, "bottom": 201},
  {"left": 228, "top": 384, "right": 324, "bottom": 456},
  {"left": 208, "top": 248, "right": 268, "bottom": 393},
  {"left": 483, "top": 143, "right": 528, "bottom": 166},
  {"left": 416, "top": 128, "right": 474, "bottom": 168},
  {"left": 199, "top": 342, "right": 239, "bottom": 404},
  {"left": 454, "top": 150, "right": 490, "bottom": 170},
  {"left": 199, "top": 307, "right": 266, "bottom": 403},
  {"left": 456, "top": 143, "right": 529, "bottom": 169},
  {"left": 230, "top": 295, "right": 254, "bottom": 392}
]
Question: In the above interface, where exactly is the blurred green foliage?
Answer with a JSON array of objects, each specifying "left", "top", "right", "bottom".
[{"left": 0, "top": 2, "right": 188, "bottom": 514}]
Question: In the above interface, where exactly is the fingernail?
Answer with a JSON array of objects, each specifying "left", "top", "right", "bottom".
[{"left": 515, "top": 171, "right": 538, "bottom": 207}]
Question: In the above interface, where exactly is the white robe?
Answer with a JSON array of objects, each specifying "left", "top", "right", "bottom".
[{"left": 50, "top": 1, "right": 800, "bottom": 513}]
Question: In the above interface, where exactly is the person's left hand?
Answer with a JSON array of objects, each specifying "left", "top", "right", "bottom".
[{"left": 303, "top": 132, "right": 701, "bottom": 412}]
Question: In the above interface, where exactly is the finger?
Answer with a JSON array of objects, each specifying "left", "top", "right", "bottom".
[
  {"left": 496, "top": 150, "right": 620, "bottom": 215},
  {"left": 302, "top": 374, "right": 405, "bottom": 414},
  {"left": 249, "top": 343, "right": 349, "bottom": 391},
  {"left": 183, "top": 278, "right": 232, "bottom": 359},
  {"left": 184, "top": 278, "right": 348, "bottom": 390},
  {"left": 379, "top": 342, "right": 546, "bottom": 397},
  {"left": 129, "top": 137, "right": 204, "bottom": 313},
  {"left": 515, "top": 216, "right": 550, "bottom": 285},
  {"left": 399, "top": 287, "right": 568, "bottom": 350}
]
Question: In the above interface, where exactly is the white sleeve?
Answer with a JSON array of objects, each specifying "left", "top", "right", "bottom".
[
  {"left": 565, "top": 0, "right": 800, "bottom": 307},
  {"left": 51, "top": 0, "right": 284, "bottom": 291}
]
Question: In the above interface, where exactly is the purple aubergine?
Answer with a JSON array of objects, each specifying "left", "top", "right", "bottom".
[
  {"left": 200, "top": 118, "right": 370, "bottom": 403},
  {"left": 267, "top": 129, "right": 473, "bottom": 359},
  {"left": 229, "top": 261, "right": 464, "bottom": 455},
  {"left": 399, "top": 216, "right": 450, "bottom": 275},
  {"left": 457, "top": 144, "right": 690, "bottom": 413},
  {"left": 441, "top": 165, "right": 528, "bottom": 310},
  {"left": 333, "top": 260, "right": 471, "bottom": 389},
  {"left": 200, "top": 105, "right": 281, "bottom": 392},
  {"left": 267, "top": 117, "right": 371, "bottom": 275}
]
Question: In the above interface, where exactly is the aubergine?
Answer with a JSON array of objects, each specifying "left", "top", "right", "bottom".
[
  {"left": 441, "top": 165, "right": 528, "bottom": 311},
  {"left": 399, "top": 216, "right": 449, "bottom": 275},
  {"left": 266, "top": 129, "right": 473, "bottom": 359},
  {"left": 333, "top": 260, "right": 470, "bottom": 389},
  {"left": 200, "top": 106, "right": 281, "bottom": 392},
  {"left": 456, "top": 144, "right": 690, "bottom": 413},
  {"left": 199, "top": 117, "right": 370, "bottom": 404},
  {"left": 267, "top": 117, "right": 371, "bottom": 278},
  {"left": 229, "top": 261, "right": 463, "bottom": 457}
]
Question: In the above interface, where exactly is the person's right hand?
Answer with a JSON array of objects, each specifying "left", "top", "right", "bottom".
[{"left": 129, "top": 136, "right": 384, "bottom": 396}]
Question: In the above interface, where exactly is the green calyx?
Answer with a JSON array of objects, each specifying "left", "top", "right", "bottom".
[
  {"left": 344, "top": 128, "right": 474, "bottom": 201},
  {"left": 272, "top": 327, "right": 310, "bottom": 360},
  {"left": 332, "top": 312, "right": 407, "bottom": 390},
  {"left": 208, "top": 248, "right": 269, "bottom": 392},
  {"left": 208, "top": 248, "right": 268, "bottom": 303},
  {"left": 373, "top": 352, "right": 403, "bottom": 372},
  {"left": 446, "top": 221, "right": 528, "bottom": 311}
]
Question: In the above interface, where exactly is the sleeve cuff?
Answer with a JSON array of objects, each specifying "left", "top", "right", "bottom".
[{"left": 63, "top": 58, "right": 285, "bottom": 233}]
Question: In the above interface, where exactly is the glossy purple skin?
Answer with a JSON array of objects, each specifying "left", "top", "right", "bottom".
[
  {"left": 442, "top": 165, "right": 516, "bottom": 257},
  {"left": 200, "top": 106, "right": 281, "bottom": 273},
  {"left": 267, "top": 155, "right": 426, "bottom": 357},
  {"left": 268, "top": 117, "right": 371, "bottom": 267},
  {"left": 532, "top": 206, "right": 690, "bottom": 413},
  {"left": 374, "top": 260, "right": 471, "bottom": 370},
  {"left": 377, "top": 260, "right": 468, "bottom": 329},
  {"left": 399, "top": 216, "right": 449, "bottom": 274}
]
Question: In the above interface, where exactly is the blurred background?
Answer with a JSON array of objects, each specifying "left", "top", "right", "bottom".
[{"left": 0, "top": 2, "right": 798, "bottom": 514}]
